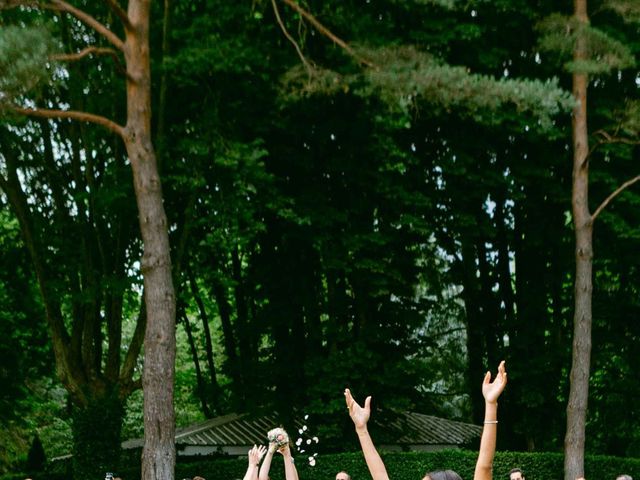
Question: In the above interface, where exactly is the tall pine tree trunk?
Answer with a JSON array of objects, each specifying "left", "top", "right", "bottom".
[
  {"left": 564, "top": 1, "right": 593, "bottom": 478},
  {"left": 124, "top": 2, "right": 176, "bottom": 479}
]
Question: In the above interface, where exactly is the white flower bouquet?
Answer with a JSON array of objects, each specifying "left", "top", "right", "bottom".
[{"left": 267, "top": 427, "right": 289, "bottom": 450}]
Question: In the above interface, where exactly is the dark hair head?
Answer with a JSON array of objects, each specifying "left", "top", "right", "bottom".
[
  {"left": 508, "top": 469, "right": 524, "bottom": 479},
  {"left": 423, "top": 470, "right": 463, "bottom": 480}
]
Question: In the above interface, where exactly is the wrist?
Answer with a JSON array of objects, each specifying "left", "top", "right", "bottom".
[{"left": 355, "top": 426, "right": 369, "bottom": 435}]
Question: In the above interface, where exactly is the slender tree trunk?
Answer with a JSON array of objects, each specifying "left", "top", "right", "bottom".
[
  {"left": 179, "top": 307, "right": 212, "bottom": 418},
  {"left": 232, "top": 246, "right": 252, "bottom": 390},
  {"left": 124, "top": 2, "right": 176, "bottom": 479},
  {"left": 460, "top": 238, "right": 486, "bottom": 423},
  {"left": 210, "top": 275, "right": 244, "bottom": 400},
  {"left": 187, "top": 266, "right": 220, "bottom": 407},
  {"left": 565, "top": 2, "right": 593, "bottom": 479},
  {"left": 494, "top": 197, "right": 516, "bottom": 327},
  {"left": 476, "top": 238, "right": 500, "bottom": 365}
]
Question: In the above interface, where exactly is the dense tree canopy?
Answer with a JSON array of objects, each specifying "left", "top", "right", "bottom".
[{"left": 0, "top": 0, "right": 639, "bottom": 477}]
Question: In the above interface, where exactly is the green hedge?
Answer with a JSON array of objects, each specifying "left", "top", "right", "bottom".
[
  {"left": 173, "top": 450, "right": 640, "bottom": 480},
  {"left": 4, "top": 449, "right": 639, "bottom": 480},
  {"left": 114, "top": 450, "right": 640, "bottom": 480}
]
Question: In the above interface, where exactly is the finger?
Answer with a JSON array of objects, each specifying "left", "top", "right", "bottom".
[
  {"left": 483, "top": 370, "right": 492, "bottom": 384},
  {"left": 364, "top": 395, "right": 372, "bottom": 411},
  {"left": 345, "top": 388, "right": 356, "bottom": 410},
  {"left": 498, "top": 360, "right": 506, "bottom": 375},
  {"left": 345, "top": 388, "right": 353, "bottom": 404}
]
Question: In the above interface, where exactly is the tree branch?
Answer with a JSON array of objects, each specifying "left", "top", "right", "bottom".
[
  {"left": 271, "top": 0, "right": 314, "bottom": 76},
  {"left": 49, "top": 47, "right": 118, "bottom": 62},
  {"left": 592, "top": 174, "right": 640, "bottom": 222},
  {"left": 0, "top": 1, "right": 124, "bottom": 49},
  {"left": 120, "top": 297, "right": 146, "bottom": 385},
  {"left": 51, "top": 45, "right": 128, "bottom": 76},
  {"left": 279, "top": 0, "right": 375, "bottom": 67},
  {"left": 11, "top": 105, "right": 125, "bottom": 138},
  {"left": 49, "top": 0, "right": 125, "bottom": 51},
  {"left": 51, "top": 45, "right": 117, "bottom": 61},
  {"left": 102, "top": 0, "right": 132, "bottom": 31},
  {"left": 589, "top": 128, "right": 640, "bottom": 156}
]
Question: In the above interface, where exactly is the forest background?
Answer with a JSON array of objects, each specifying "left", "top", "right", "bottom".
[{"left": 0, "top": 0, "right": 639, "bottom": 478}]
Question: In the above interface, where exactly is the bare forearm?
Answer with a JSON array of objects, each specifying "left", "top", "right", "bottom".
[
  {"left": 356, "top": 427, "right": 390, "bottom": 480},
  {"left": 243, "top": 464, "right": 259, "bottom": 480},
  {"left": 283, "top": 451, "right": 299, "bottom": 480},
  {"left": 259, "top": 451, "right": 274, "bottom": 480},
  {"left": 474, "top": 402, "right": 498, "bottom": 480}
]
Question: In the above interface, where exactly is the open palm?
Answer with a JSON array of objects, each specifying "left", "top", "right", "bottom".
[
  {"left": 345, "top": 388, "right": 371, "bottom": 429},
  {"left": 482, "top": 360, "right": 507, "bottom": 404}
]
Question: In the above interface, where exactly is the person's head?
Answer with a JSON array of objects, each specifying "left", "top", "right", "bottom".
[
  {"left": 509, "top": 469, "right": 525, "bottom": 480},
  {"left": 336, "top": 471, "right": 351, "bottom": 480},
  {"left": 616, "top": 475, "right": 633, "bottom": 480},
  {"left": 422, "top": 470, "right": 463, "bottom": 480}
]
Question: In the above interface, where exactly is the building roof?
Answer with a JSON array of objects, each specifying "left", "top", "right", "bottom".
[
  {"left": 121, "top": 411, "right": 481, "bottom": 451},
  {"left": 383, "top": 411, "right": 481, "bottom": 446}
]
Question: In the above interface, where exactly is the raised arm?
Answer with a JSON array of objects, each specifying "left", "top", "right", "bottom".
[
  {"left": 279, "top": 445, "right": 299, "bottom": 480},
  {"left": 243, "top": 445, "right": 267, "bottom": 480},
  {"left": 473, "top": 361, "right": 508, "bottom": 480},
  {"left": 345, "top": 388, "right": 390, "bottom": 480},
  {"left": 259, "top": 443, "right": 277, "bottom": 480}
]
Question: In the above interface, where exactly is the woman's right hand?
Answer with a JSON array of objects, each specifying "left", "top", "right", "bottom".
[
  {"left": 345, "top": 388, "right": 371, "bottom": 430},
  {"left": 248, "top": 445, "right": 266, "bottom": 466},
  {"left": 481, "top": 360, "right": 507, "bottom": 404}
]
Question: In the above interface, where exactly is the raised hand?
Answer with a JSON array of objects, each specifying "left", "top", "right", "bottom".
[
  {"left": 257, "top": 444, "right": 267, "bottom": 461},
  {"left": 277, "top": 444, "right": 291, "bottom": 456},
  {"left": 248, "top": 445, "right": 266, "bottom": 466},
  {"left": 482, "top": 360, "right": 507, "bottom": 404},
  {"left": 345, "top": 388, "right": 371, "bottom": 430}
]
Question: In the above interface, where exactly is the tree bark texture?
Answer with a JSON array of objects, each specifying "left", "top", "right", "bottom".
[
  {"left": 124, "top": 2, "right": 176, "bottom": 479},
  {"left": 565, "top": 2, "right": 593, "bottom": 479}
]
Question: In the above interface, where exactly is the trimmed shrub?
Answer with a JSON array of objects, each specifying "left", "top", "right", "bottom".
[{"left": 20, "top": 448, "right": 640, "bottom": 480}]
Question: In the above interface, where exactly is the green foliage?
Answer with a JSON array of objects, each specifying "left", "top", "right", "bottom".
[
  {"left": 406, "top": 0, "right": 458, "bottom": 8},
  {"left": 603, "top": 0, "right": 640, "bottom": 23},
  {"left": 71, "top": 393, "right": 124, "bottom": 480},
  {"left": 0, "top": 25, "right": 56, "bottom": 104},
  {"left": 281, "top": 45, "right": 573, "bottom": 131},
  {"left": 537, "top": 14, "right": 636, "bottom": 73},
  {"left": 102, "top": 450, "right": 640, "bottom": 480},
  {"left": 1, "top": 0, "right": 640, "bottom": 471},
  {"left": 615, "top": 100, "right": 640, "bottom": 137}
]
